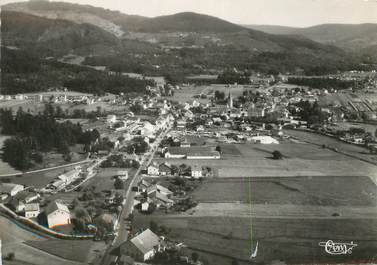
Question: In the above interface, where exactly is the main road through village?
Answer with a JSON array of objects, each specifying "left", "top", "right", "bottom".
[{"left": 98, "top": 124, "right": 172, "bottom": 265}]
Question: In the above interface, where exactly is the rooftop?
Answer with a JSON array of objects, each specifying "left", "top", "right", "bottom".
[{"left": 130, "top": 229, "right": 161, "bottom": 254}]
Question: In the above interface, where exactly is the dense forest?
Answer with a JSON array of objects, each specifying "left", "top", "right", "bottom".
[
  {"left": 0, "top": 106, "right": 100, "bottom": 170},
  {"left": 216, "top": 70, "right": 251, "bottom": 84},
  {"left": 1, "top": 47, "right": 154, "bottom": 95}
]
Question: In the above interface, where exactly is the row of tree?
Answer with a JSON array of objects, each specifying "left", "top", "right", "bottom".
[{"left": 0, "top": 107, "right": 100, "bottom": 170}]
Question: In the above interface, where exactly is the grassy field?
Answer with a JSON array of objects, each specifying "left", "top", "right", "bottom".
[
  {"left": 0, "top": 163, "right": 90, "bottom": 188},
  {"left": 25, "top": 240, "right": 93, "bottom": 263},
  {"left": 156, "top": 141, "right": 377, "bottom": 178},
  {"left": 0, "top": 216, "right": 83, "bottom": 265},
  {"left": 193, "top": 176, "right": 377, "bottom": 206},
  {"left": 168, "top": 86, "right": 210, "bottom": 104},
  {"left": 134, "top": 214, "right": 377, "bottom": 265}
]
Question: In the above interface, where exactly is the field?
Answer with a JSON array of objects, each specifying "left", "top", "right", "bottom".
[
  {"left": 168, "top": 85, "right": 210, "bottom": 104},
  {"left": 0, "top": 216, "right": 84, "bottom": 265},
  {"left": 0, "top": 163, "right": 90, "bottom": 188},
  {"left": 134, "top": 213, "right": 377, "bottom": 264},
  {"left": 156, "top": 141, "right": 377, "bottom": 178},
  {"left": 192, "top": 176, "right": 377, "bottom": 206},
  {"left": 25, "top": 240, "right": 94, "bottom": 263},
  {"left": 142, "top": 132, "right": 377, "bottom": 264},
  {"left": 285, "top": 129, "right": 377, "bottom": 165}
]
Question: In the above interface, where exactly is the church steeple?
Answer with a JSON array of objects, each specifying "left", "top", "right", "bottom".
[{"left": 228, "top": 89, "right": 233, "bottom": 109}]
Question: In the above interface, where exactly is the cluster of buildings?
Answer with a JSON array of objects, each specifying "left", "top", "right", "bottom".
[
  {"left": 45, "top": 167, "right": 82, "bottom": 192},
  {"left": 135, "top": 180, "right": 174, "bottom": 211},
  {"left": 0, "top": 182, "right": 71, "bottom": 228},
  {"left": 147, "top": 162, "right": 205, "bottom": 178}
]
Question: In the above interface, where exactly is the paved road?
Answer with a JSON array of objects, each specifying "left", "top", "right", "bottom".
[{"left": 99, "top": 126, "right": 172, "bottom": 265}]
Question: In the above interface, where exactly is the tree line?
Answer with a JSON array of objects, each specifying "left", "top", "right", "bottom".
[{"left": 0, "top": 107, "right": 100, "bottom": 170}]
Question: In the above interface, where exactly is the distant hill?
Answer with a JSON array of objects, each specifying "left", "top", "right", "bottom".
[
  {"left": 133, "top": 12, "right": 245, "bottom": 33},
  {"left": 2, "top": 1, "right": 148, "bottom": 36},
  {"left": 245, "top": 24, "right": 377, "bottom": 51},
  {"left": 1, "top": 1, "right": 373, "bottom": 88},
  {"left": 1, "top": 11, "right": 119, "bottom": 56}
]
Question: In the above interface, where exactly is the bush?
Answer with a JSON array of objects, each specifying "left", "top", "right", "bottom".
[
  {"left": 272, "top": 150, "right": 283, "bottom": 160},
  {"left": 6, "top": 252, "right": 15, "bottom": 261},
  {"left": 114, "top": 178, "right": 124, "bottom": 189}
]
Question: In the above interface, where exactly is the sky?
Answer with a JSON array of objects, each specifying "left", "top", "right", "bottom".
[{"left": 1, "top": 0, "right": 377, "bottom": 27}]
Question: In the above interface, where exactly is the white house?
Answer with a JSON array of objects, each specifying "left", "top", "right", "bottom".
[
  {"left": 250, "top": 135, "right": 279, "bottom": 144},
  {"left": 121, "top": 229, "right": 164, "bottom": 261},
  {"left": 107, "top": 115, "right": 117, "bottom": 125},
  {"left": 191, "top": 165, "right": 203, "bottom": 178},
  {"left": 0, "top": 183, "right": 24, "bottom": 197},
  {"left": 25, "top": 203, "right": 40, "bottom": 218},
  {"left": 118, "top": 171, "right": 129, "bottom": 180},
  {"left": 141, "top": 202, "right": 149, "bottom": 212},
  {"left": 45, "top": 201, "right": 71, "bottom": 228},
  {"left": 147, "top": 163, "right": 159, "bottom": 175}
]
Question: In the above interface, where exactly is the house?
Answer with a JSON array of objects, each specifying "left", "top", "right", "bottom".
[
  {"left": 25, "top": 193, "right": 40, "bottom": 204},
  {"left": 147, "top": 184, "right": 173, "bottom": 198},
  {"left": 25, "top": 203, "right": 40, "bottom": 218},
  {"left": 186, "top": 151, "right": 221, "bottom": 160},
  {"left": 118, "top": 171, "right": 129, "bottom": 180},
  {"left": 58, "top": 169, "right": 81, "bottom": 185},
  {"left": 141, "top": 201, "right": 150, "bottom": 212},
  {"left": 0, "top": 183, "right": 24, "bottom": 197},
  {"left": 107, "top": 115, "right": 117, "bottom": 125},
  {"left": 176, "top": 120, "right": 187, "bottom": 130},
  {"left": 159, "top": 163, "right": 172, "bottom": 176},
  {"left": 120, "top": 229, "right": 164, "bottom": 261},
  {"left": 153, "top": 192, "right": 174, "bottom": 208},
  {"left": 147, "top": 163, "right": 159, "bottom": 175},
  {"left": 139, "top": 179, "right": 152, "bottom": 193},
  {"left": 191, "top": 165, "right": 203, "bottom": 178},
  {"left": 8, "top": 198, "right": 25, "bottom": 213},
  {"left": 250, "top": 136, "right": 279, "bottom": 144},
  {"left": 45, "top": 201, "right": 71, "bottom": 228},
  {"left": 164, "top": 147, "right": 187, "bottom": 159}
]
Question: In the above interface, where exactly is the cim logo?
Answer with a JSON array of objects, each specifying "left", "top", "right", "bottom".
[{"left": 319, "top": 240, "right": 357, "bottom": 255}]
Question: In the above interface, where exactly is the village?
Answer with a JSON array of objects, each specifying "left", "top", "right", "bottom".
[{"left": 1, "top": 69, "right": 377, "bottom": 265}]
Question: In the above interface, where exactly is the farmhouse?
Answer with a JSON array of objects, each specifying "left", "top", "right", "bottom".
[
  {"left": 187, "top": 151, "right": 221, "bottom": 160},
  {"left": 24, "top": 203, "right": 40, "bottom": 218},
  {"left": 165, "top": 147, "right": 187, "bottom": 159},
  {"left": 45, "top": 201, "right": 71, "bottom": 228},
  {"left": 251, "top": 135, "right": 279, "bottom": 144},
  {"left": 147, "top": 163, "right": 159, "bottom": 175},
  {"left": 191, "top": 165, "right": 203, "bottom": 178},
  {"left": 120, "top": 229, "right": 165, "bottom": 261},
  {"left": 159, "top": 162, "right": 173, "bottom": 176},
  {"left": 0, "top": 183, "right": 24, "bottom": 197}
]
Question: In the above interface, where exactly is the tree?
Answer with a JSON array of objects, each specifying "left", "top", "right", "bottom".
[
  {"left": 215, "top": 145, "right": 222, "bottom": 154},
  {"left": 114, "top": 178, "right": 124, "bottom": 190},
  {"left": 272, "top": 150, "right": 283, "bottom": 160},
  {"left": 74, "top": 207, "right": 91, "bottom": 231},
  {"left": 5, "top": 252, "right": 15, "bottom": 261}
]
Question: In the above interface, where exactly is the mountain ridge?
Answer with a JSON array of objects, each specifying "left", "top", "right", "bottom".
[{"left": 245, "top": 23, "right": 377, "bottom": 51}]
